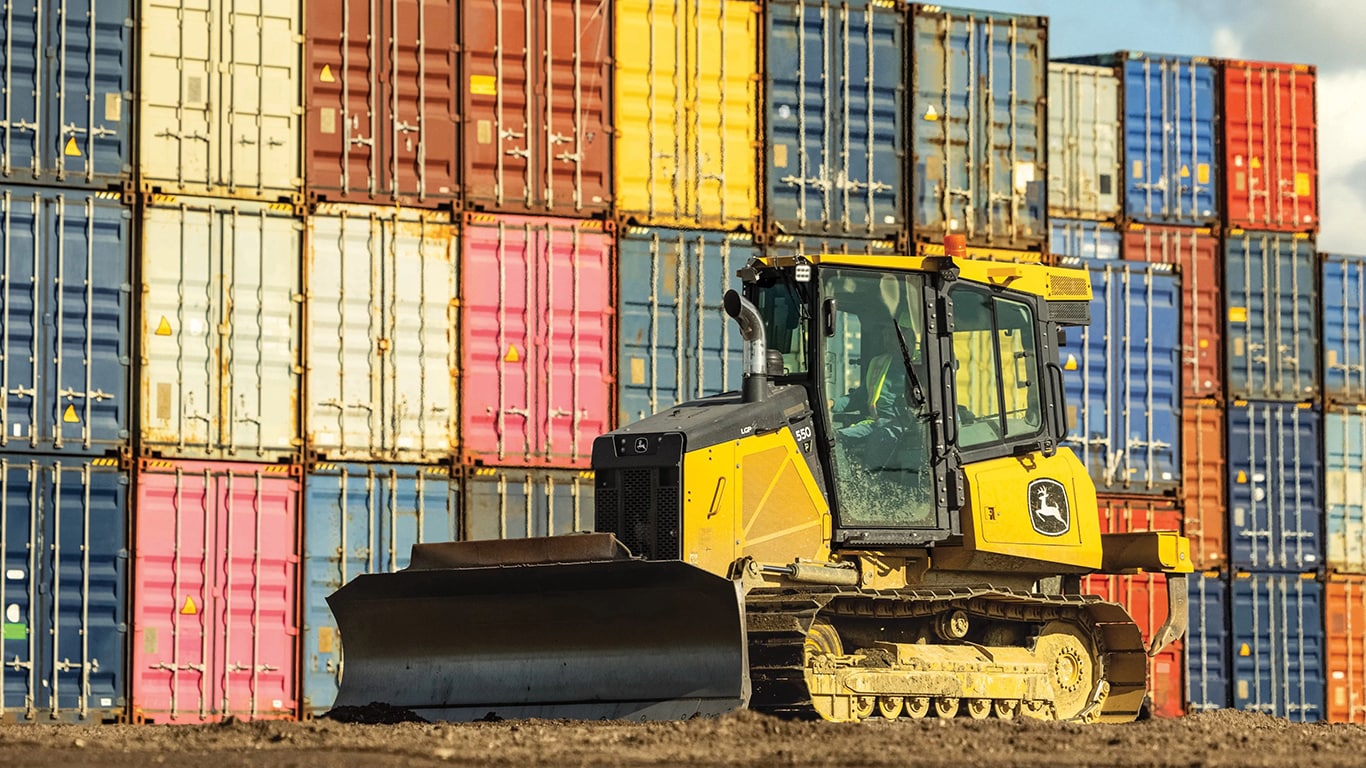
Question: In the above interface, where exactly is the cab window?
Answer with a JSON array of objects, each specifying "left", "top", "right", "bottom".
[
  {"left": 753, "top": 277, "right": 808, "bottom": 374},
  {"left": 950, "top": 284, "right": 1043, "bottom": 449}
]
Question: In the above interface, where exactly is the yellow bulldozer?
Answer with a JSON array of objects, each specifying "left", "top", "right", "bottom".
[{"left": 327, "top": 235, "right": 1192, "bottom": 723}]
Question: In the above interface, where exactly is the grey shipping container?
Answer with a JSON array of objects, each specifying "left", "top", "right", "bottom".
[
  {"left": 301, "top": 462, "right": 457, "bottom": 716},
  {"left": 0, "top": 188, "right": 131, "bottom": 455},
  {"left": 306, "top": 205, "right": 457, "bottom": 463},
  {"left": 1047, "top": 62, "right": 1121, "bottom": 221},
  {"left": 1226, "top": 231, "right": 1318, "bottom": 402},
  {"left": 462, "top": 466, "right": 593, "bottom": 541},
  {"left": 1, "top": 456, "right": 128, "bottom": 722},
  {"left": 617, "top": 226, "right": 749, "bottom": 426},
  {"left": 140, "top": 195, "right": 302, "bottom": 462},
  {"left": 765, "top": 0, "right": 906, "bottom": 238},
  {"left": 910, "top": 5, "right": 1047, "bottom": 250},
  {"left": 0, "top": 0, "right": 134, "bottom": 189},
  {"left": 1232, "top": 571, "right": 1326, "bottom": 722},
  {"left": 139, "top": 0, "right": 302, "bottom": 201}
]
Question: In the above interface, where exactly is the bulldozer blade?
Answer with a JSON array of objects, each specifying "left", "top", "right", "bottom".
[{"left": 327, "top": 558, "right": 751, "bottom": 722}]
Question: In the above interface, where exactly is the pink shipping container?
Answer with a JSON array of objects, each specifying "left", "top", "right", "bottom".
[
  {"left": 461, "top": 213, "right": 613, "bottom": 467},
  {"left": 1221, "top": 60, "right": 1318, "bottom": 232},
  {"left": 131, "top": 459, "right": 301, "bottom": 723}
]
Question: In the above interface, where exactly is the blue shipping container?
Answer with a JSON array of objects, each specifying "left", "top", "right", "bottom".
[
  {"left": 1323, "top": 406, "right": 1366, "bottom": 573},
  {"left": 0, "top": 187, "right": 131, "bottom": 454},
  {"left": 910, "top": 6, "right": 1047, "bottom": 250},
  {"left": 1226, "top": 231, "right": 1318, "bottom": 402},
  {"left": 0, "top": 1, "right": 133, "bottom": 188},
  {"left": 463, "top": 466, "right": 594, "bottom": 541},
  {"left": 618, "top": 227, "right": 750, "bottom": 426},
  {"left": 1, "top": 455, "right": 127, "bottom": 722},
  {"left": 766, "top": 0, "right": 905, "bottom": 238},
  {"left": 1231, "top": 572, "right": 1326, "bottom": 722},
  {"left": 1064, "top": 52, "right": 1218, "bottom": 225},
  {"left": 1227, "top": 401, "right": 1321, "bottom": 571},
  {"left": 1050, "top": 218, "right": 1120, "bottom": 261},
  {"left": 302, "top": 462, "right": 457, "bottom": 716},
  {"left": 1187, "top": 571, "right": 1230, "bottom": 712},
  {"left": 1322, "top": 253, "right": 1366, "bottom": 405},
  {"left": 1059, "top": 258, "right": 1182, "bottom": 494}
]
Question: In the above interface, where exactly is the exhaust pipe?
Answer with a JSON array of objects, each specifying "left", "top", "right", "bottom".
[{"left": 723, "top": 289, "right": 767, "bottom": 403}]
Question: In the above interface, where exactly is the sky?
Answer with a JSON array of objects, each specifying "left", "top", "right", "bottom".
[{"left": 971, "top": 0, "right": 1366, "bottom": 253}]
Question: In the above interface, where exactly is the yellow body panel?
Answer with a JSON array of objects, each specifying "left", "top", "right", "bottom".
[
  {"left": 754, "top": 254, "right": 1092, "bottom": 302},
  {"left": 615, "top": 0, "right": 760, "bottom": 228},
  {"left": 956, "top": 448, "right": 1103, "bottom": 570},
  {"left": 682, "top": 428, "right": 831, "bottom": 577}
]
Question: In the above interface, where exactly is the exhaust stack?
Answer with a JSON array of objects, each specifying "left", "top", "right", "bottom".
[{"left": 723, "top": 289, "right": 768, "bottom": 403}]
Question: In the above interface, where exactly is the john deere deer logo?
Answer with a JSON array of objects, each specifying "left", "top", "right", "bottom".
[{"left": 1027, "top": 479, "right": 1070, "bottom": 537}]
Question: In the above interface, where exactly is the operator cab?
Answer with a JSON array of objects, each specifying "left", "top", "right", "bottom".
[{"left": 745, "top": 252, "right": 1074, "bottom": 549}]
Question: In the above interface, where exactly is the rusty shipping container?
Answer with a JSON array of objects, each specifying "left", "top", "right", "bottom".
[
  {"left": 461, "top": 213, "right": 613, "bottom": 468},
  {"left": 463, "top": 0, "right": 612, "bottom": 217},
  {"left": 615, "top": 0, "right": 760, "bottom": 229},
  {"left": 1184, "top": 398, "right": 1228, "bottom": 572},
  {"left": 139, "top": 0, "right": 302, "bottom": 201},
  {"left": 140, "top": 195, "right": 302, "bottom": 462},
  {"left": 131, "top": 459, "right": 300, "bottom": 723},
  {"left": 305, "top": 0, "right": 460, "bottom": 208},
  {"left": 1222, "top": 60, "right": 1318, "bottom": 233},
  {"left": 1124, "top": 223, "right": 1223, "bottom": 400},
  {"left": 910, "top": 5, "right": 1048, "bottom": 250},
  {"left": 306, "top": 204, "right": 457, "bottom": 463},
  {"left": 1327, "top": 576, "right": 1366, "bottom": 723},
  {"left": 462, "top": 466, "right": 594, "bottom": 540}
]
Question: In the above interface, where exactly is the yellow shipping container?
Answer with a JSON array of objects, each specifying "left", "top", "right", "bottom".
[{"left": 615, "top": 0, "right": 760, "bottom": 229}]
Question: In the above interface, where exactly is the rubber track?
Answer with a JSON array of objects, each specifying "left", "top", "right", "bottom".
[{"left": 743, "top": 585, "right": 1149, "bottom": 722}]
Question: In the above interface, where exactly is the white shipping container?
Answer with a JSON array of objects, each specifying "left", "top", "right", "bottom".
[
  {"left": 1048, "top": 62, "right": 1121, "bottom": 220},
  {"left": 306, "top": 205, "right": 457, "bottom": 463},
  {"left": 139, "top": 0, "right": 302, "bottom": 199},
  {"left": 140, "top": 195, "right": 302, "bottom": 460}
]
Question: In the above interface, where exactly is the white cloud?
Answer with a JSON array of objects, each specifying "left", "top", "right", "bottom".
[
  {"left": 1210, "top": 27, "right": 1242, "bottom": 59},
  {"left": 1315, "top": 70, "right": 1366, "bottom": 254}
]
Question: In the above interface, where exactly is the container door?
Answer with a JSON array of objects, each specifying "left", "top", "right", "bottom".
[
  {"left": 1326, "top": 578, "right": 1366, "bottom": 723},
  {"left": 40, "top": 459, "right": 127, "bottom": 721},
  {"left": 1, "top": 458, "right": 41, "bottom": 717},
  {"left": 542, "top": 0, "right": 612, "bottom": 215},
  {"left": 1223, "top": 61, "right": 1317, "bottom": 232},
  {"left": 385, "top": 0, "right": 459, "bottom": 206},
  {"left": 50, "top": 0, "right": 134, "bottom": 186},
  {"left": 305, "top": 0, "right": 383, "bottom": 201},
  {"left": 1187, "top": 572, "right": 1230, "bottom": 711},
  {"left": 1115, "top": 265, "right": 1181, "bottom": 493},
  {"left": 1122, "top": 56, "right": 1218, "bottom": 225},
  {"left": 1325, "top": 409, "right": 1366, "bottom": 573},
  {"left": 1047, "top": 63, "right": 1120, "bottom": 220},
  {"left": 0, "top": 193, "right": 43, "bottom": 450},
  {"left": 0, "top": 7, "right": 43, "bottom": 180},
  {"left": 302, "top": 463, "right": 455, "bottom": 715},
  {"left": 384, "top": 214, "right": 457, "bottom": 461},
  {"left": 1232, "top": 574, "right": 1325, "bottom": 721},
  {"left": 538, "top": 224, "right": 611, "bottom": 467},
  {"left": 214, "top": 468, "right": 298, "bottom": 720},
  {"left": 139, "top": 0, "right": 216, "bottom": 191},
  {"left": 1183, "top": 400, "right": 1227, "bottom": 571},
  {"left": 1226, "top": 232, "right": 1319, "bottom": 402},
  {"left": 1323, "top": 256, "right": 1366, "bottom": 405},
  {"left": 1228, "top": 402, "right": 1322, "bottom": 571},
  {"left": 1060, "top": 263, "right": 1113, "bottom": 487}
]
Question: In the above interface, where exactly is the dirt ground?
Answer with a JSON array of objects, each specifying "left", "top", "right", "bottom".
[{"left": 2, "top": 708, "right": 1365, "bottom": 768}]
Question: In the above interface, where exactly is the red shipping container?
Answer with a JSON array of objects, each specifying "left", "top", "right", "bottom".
[
  {"left": 461, "top": 0, "right": 612, "bottom": 217},
  {"left": 1183, "top": 399, "right": 1227, "bottom": 571},
  {"left": 1327, "top": 576, "right": 1366, "bottom": 723},
  {"left": 305, "top": 0, "right": 460, "bottom": 208},
  {"left": 461, "top": 213, "right": 613, "bottom": 467},
  {"left": 1221, "top": 60, "right": 1318, "bottom": 232},
  {"left": 1082, "top": 572, "right": 1186, "bottom": 718},
  {"left": 131, "top": 459, "right": 301, "bottom": 723},
  {"left": 1123, "top": 223, "right": 1222, "bottom": 400}
]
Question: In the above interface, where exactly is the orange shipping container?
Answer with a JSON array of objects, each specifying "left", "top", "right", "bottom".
[
  {"left": 1327, "top": 576, "right": 1366, "bottom": 723},
  {"left": 1183, "top": 399, "right": 1227, "bottom": 571}
]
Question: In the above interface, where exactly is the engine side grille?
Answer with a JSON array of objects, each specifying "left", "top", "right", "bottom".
[{"left": 595, "top": 464, "right": 682, "bottom": 561}]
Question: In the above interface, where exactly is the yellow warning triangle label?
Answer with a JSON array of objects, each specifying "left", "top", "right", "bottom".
[
  {"left": 320, "top": 64, "right": 335, "bottom": 83},
  {"left": 62, "top": 404, "right": 79, "bottom": 423},
  {"left": 1064, "top": 353, "right": 1078, "bottom": 371},
  {"left": 180, "top": 596, "right": 198, "bottom": 615},
  {"left": 155, "top": 316, "right": 172, "bottom": 336},
  {"left": 504, "top": 345, "right": 521, "bottom": 363},
  {"left": 1237, "top": 470, "right": 1248, "bottom": 483},
  {"left": 1179, "top": 164, "right": 1190, "bottom": 178},
  {"left": 1240, "top": 643, "right": 1251, "bottom": 657},
  {"left": 1250, "top": 156, "right": 1262, "bottom": 169},
  {"left": 923, "top": 104, "right": 939, "bottom": 121},
  {"left": 64, "top": 137, "right": 81, "bottom": 157}
]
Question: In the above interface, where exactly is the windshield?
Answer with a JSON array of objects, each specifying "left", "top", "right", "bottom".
[
  {"left": 820, "top": 267, "right": 936, "bottom": 529},
  {"left": 753, "top": 274, "right": 810, "bottom": 375}
]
